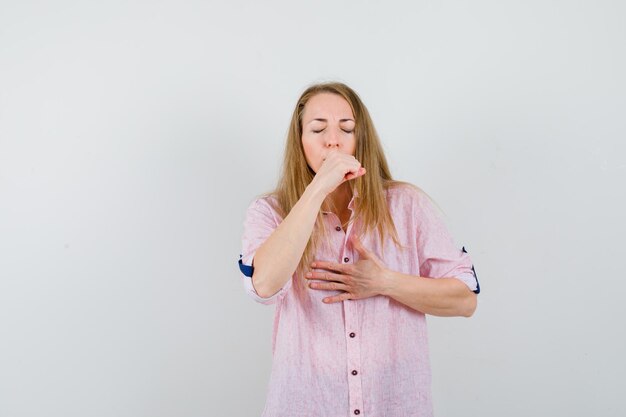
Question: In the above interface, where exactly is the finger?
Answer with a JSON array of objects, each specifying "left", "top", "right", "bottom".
[
  {"left": 323, "top": 292, "right": 352, "bottom": 304},
  {"left": 305, "top": 270, "right": 346, "bottom": 282},
  {"left": 343, "top": 164, "right": 361, "bottom": 178},
  {"left": 350, "top": 234, "right": 371, "bottom": 260},
  {"left": 344, "top": 167, "right": 366, "bottom": 181},
  {"left": 325, "top": 149, "right": 340, "bottom": 159},
  {"left": 311, "top": 261, "right": 347, "bottom": 273},
  {"left": 322, "top": 149, "right": 346, "bottom": 165},
  {"left": 308, "top": 281, "right": 350, "bottom": 291}
]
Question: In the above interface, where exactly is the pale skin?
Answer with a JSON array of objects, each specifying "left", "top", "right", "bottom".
[{"left": 251, "top": 93, "right": 476, "bottom": 317}]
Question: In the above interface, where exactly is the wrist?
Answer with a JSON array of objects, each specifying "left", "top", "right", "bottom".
[
  {"left": 379, "top": 268, "right": 398, "bottom": 297},
  {"left": 303, "top": 180, "right": 328, "bottom": 205}
]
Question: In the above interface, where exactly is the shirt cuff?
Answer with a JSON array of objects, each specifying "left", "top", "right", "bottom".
[
  {"left": 239, "top": 253, "right": 291, "bottom": 305},
  {"left": 453, "top": 271, "right": 480, "bottom": 294}
]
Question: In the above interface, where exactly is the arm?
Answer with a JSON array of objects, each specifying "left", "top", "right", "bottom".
[
  {"left": 381, "top": 271, "right": 477, "bottom": 317},
  {"left": 305, "top": 234, "right": 478, "bottom": 317},
  {"left": 251, "top": 185, "right": 326, "bottom": 298},
  {"left": 250, "top": 152, "right": 366, "bottom": 298}
]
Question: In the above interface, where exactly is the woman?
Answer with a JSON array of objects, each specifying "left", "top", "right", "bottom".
[{"left": 238, "top": 82, "right": 480, "bottom": 417}]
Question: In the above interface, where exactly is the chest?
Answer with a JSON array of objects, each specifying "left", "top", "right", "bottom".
[{"left": 338, "top": 209, "right": 352, "bottom": 231}]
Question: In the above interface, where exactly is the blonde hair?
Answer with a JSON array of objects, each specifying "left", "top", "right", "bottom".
[{"left": 268, "top": 82, "right": 410, "bottom": 277}]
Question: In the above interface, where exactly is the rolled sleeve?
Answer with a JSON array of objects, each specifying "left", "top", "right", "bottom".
[
  {"left": 452, "top": 269, "right": 480, "bottom": 294},
  {"left": 414, "top": 193, "right": 480, "bottom": 294},
  {"left": 239, "top": 198, "right": 292, "bottom": 305}
]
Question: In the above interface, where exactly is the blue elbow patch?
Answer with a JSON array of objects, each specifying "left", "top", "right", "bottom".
[
  {"left": 238, "top": 254, "right": 254, "bottom": 278},
  {"left": 462, "top": 246, "right": 481, "bottom": 294}
]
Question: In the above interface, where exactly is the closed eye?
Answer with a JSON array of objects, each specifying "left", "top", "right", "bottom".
[{"left": 312, "top": 128, "right": 353, "bottom": 134}]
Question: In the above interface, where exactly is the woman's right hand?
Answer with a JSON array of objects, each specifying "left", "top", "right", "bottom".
[{"left": 309, "top": 150, "right": 366, "bottom": 196}]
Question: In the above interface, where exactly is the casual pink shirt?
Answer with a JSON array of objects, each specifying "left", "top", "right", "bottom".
[{"left": 239, "top": 184, "right": 479, "bottom": 417}]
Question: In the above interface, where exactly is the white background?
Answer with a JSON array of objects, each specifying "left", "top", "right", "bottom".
[{"left": 1, "top": 1, "right": 625, "bottom": 416}]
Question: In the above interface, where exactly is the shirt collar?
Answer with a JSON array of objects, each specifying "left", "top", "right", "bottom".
[{"left": 321, "top": 188, "right": 359, "bottom": 214}]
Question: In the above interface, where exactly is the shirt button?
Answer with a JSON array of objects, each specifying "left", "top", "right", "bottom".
[
  {"left": 351, "top": 370, "right": 358, "bottom": 375},
  {"left": 335, "top": 226, "right": 341, "bottom": 231},
  {"left": 343, "top": 257, "right": 349, "bottom": 263},
  {"left": 349, "top": 332, "right": 355, "bottom": 338},
  {"left": 354, "top": 410, "right": 360, "bottom": 415}
]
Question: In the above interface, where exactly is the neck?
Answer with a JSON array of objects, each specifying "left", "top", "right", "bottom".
[{"left": 323, "top": 182, "right": 353, "bottom": 214}]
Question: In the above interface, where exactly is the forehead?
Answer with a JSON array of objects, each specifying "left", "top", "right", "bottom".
[{"left": 302, "top": 93, "right": 354, "bottom": 121}]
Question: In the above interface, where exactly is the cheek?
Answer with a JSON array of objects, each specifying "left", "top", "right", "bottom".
[
  {"left": 347, "top": 136, "right": 357, "bottom": 155},
  {"left": 301, "top": 138, "right": 320, "bottom": 171}
]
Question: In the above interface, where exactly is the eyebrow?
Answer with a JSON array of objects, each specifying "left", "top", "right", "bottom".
[{"left": 308, "top": 118, "right": 355, "bottom": 124}]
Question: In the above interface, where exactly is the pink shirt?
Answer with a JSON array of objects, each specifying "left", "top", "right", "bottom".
[{"left": 239, "top": 185, "right": 479, "bottom": 417}]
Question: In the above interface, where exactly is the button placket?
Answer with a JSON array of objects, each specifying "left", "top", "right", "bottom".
[
  {"left": 342, "top": 215, "right": 358, "bottom": 266},
  {"left": 344, "top": 299, "right": 363, "bottom": 416}
]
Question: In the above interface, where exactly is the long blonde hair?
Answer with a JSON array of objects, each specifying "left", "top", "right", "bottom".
[{"left": 269, "top": 82, "right": 406, "bottom": 276}]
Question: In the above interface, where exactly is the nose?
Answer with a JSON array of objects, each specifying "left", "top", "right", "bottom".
[{"left": 325, "top": 130, "right": 340, "bottom": 148}]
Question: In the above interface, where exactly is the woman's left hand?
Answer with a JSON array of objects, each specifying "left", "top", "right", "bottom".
[{"left": 305, "top": 234, "right": 391, "bottom": 303}]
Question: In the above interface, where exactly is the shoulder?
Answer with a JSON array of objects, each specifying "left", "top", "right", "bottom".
[
  {"left": 383, "top": 181, "right": 445, "bottom": 225},
  {"left": 384, "top": 180, "right": 433, "bottom": 208},
  {"left": 247, "top": 193, "right": 279, "bottom": 209},
  {"left": 245, "top": 193, "right": 283, "bottom": 223}
]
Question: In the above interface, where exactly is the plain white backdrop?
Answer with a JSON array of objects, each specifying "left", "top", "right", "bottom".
[{"left": 1, "top": 1, "right": 625, "bottom": 416}]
